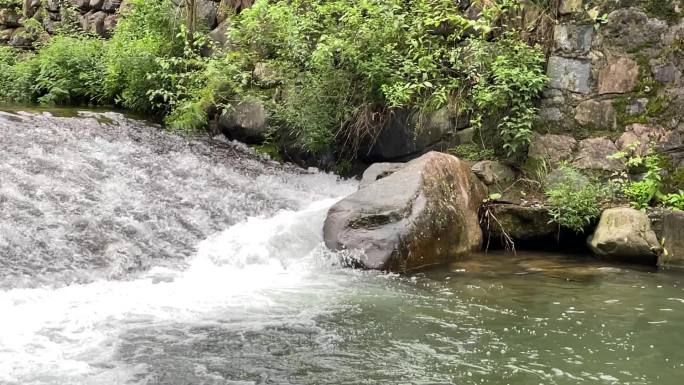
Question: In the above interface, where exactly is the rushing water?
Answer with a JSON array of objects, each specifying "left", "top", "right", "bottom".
[{"left": 1, "top": 110, "right": 683, "bottom": 385}]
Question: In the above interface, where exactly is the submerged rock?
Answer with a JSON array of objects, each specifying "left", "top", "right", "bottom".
[
  {"left": 587, "top": 208, "right": 660, "bottom": 264},
  {"left": 324, "top": 152, "right": 487, "bottom": 271}
]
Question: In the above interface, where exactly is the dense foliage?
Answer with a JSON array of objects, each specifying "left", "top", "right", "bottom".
[
  {"left": 544, "top": 165, "right": 607, "bottom": 233},
  {"left": 0, "top": 0, "right": 548, "bottom": 161},
  {"left": 610, "top": 148, "right": 684, "bottom": 211}
]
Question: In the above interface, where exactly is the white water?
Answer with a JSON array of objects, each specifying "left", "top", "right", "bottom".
[
  {"left": 0, "top": 110, "right": 358, "bottom": 384},
  {"left": 0, "top": 199, "right": 343, "bottom": 384}
]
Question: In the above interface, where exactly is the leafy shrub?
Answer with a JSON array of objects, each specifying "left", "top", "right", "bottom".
[
  {"left": 610, "top": 148, "right": 665, "bottom": 210},
  {"left": 102, "top": 0, "right": 180, "bottom": 113},
  {"left": 32, "top": 35, "right": 106, "bottom": 104},
  {"left": 662, "top": 190, "right": 684, "bottom": 210},
  {"left": 210, "top": 0, "right": 548, "bottom": 156},
  {"left": 545, "top": 165, "right": 607, "bottom": 233}
]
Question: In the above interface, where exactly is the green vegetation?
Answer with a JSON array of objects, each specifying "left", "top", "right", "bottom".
[
  {"left": 610, "top": 147, "right": 683, "bottom": 211},
  {"left": 448, "top": 144, "right": 496, "bottom": 162},
  {"left": 0, "top": 0, "right": 548, "bottom": 162},
  {"left": 544, "top": 165, "right": 607, "bottom": 233}
]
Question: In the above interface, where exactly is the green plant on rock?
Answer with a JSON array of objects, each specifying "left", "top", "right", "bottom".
[
  {"left": 610, "top": 147, "right": 664, "bottom": 210},
  {"left": 469, "top": 34, "right": 548, "bottom": 157},
  {"left": 544, "top": 165, "right": 607, "bottom": 233},
  {"left": 662, "top": 190, "right": 684, "bottom": 210}
]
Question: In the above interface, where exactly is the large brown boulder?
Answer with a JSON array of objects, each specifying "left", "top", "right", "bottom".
[{"left": 324, "top": 152, "right": 487, "bottom": 271}]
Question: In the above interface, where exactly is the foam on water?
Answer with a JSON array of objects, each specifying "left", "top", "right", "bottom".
[
  {"left": 0, "top": 198, "right": 345, "bottom": 384},
  {"left": 0, "top": 110, "right": 357, "bottom": 384}
]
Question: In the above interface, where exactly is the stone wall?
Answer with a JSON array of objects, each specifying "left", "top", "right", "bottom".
[
  {"left": 534, "top": 0, "right": 684, "bottom": 173},
  {"left": 0, "top": 0, "right": 253, "bottom": 47}
]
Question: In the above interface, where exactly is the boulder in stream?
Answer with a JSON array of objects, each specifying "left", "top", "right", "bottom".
[
  {"left": 659, "top": 210, "right": 684, "bottom": 267},
  {"left": 587, "top": 207, "right": 660, "bottom": 264},
  {"left": 324, "top": 151, "right": 487, "bottom": 271}
]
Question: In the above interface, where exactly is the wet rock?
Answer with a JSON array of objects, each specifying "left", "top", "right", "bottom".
[
  {"left": 218, "top": 100, "right": 268, "bottom": 144},
  {"left": 528, "top": 133, "right": 577, "bottom": 165},
  {"left": 574, "top": 99, "right": 616, "bottom": 130},
  {"left": 483, "top": 204, "right": 556, "bottom": 242},
  {"left": 547, "top": 56, "right": 592, "bottom": 94},
  {"left": 471, "top": 160, "right": 515, "bottom": 186},
  {"left": 324, "top": 152, "right": 487, "bottom": 271},
  {"left": 598, "top": 57, "right": 639, "bottom": 95},
  {"left": 659, "top": 211, "right": 684, "bottom": 267},
  {"left": 359, "top": 162, "right": 404, "bottom": 189},
  {"left": 587, "top": 208, "right": 660, "bottom": 264},
  {"left": 553, "top": 24, "right": 593, "bottom": 55},
  {"left": 573, "top": 138, "right": 623, "bottom": 172}
]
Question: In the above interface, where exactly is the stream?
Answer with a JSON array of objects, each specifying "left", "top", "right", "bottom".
[{"left": 0, "top": 109, "right": 683, "bottom": 385}]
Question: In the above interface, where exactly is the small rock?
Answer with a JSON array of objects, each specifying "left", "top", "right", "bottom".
[
  {"left": 588, "top": 208, "right": 660, "bottom": 264},
  {"left": 574, "top": 99, "right": 616, "bottom": 130},
  {"left": 528, "top": 133, "right": 577, "bottom": 165},
  {"left": 471, "top": 160, "right": 515, "bottom": 186},
  {"left": 573, "top": 138, "right": 623, "bottom": 171},
  {"left": 626, "top": 98, "right": 649, "bottom": 116},
  {"left": 455, "top": 127, "right": 475, "bottom": 145},
  {"left": 547, "top": 56, "right": 592, "bottom": 94},
  {"left": 553, "top": 24, "right": 593, "bottom": 55},
  {"left": 650, "top": 60, "right": 680, "bottom": 84},
  {"left": 598, "top": 57, "right": 639, "bottom": 95},
  {"left": 218, "top": 100, "right": 268, "bottom": 144}
]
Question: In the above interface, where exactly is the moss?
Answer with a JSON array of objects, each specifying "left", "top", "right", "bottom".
[
  {"left": 251, "top": 142, "right": 283, "bottom": 162},
  {"left": 448, "top": 144, "right": 496, "bottom": 162},
  {"left": 644, "top": 0, "right": 683, "bottom": 23},
  {"left": 613, "top": 96, "right": 649, "bottom": 126},
  {"left": 645, "top": 95, "right": 669, "bottom": 117}
]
